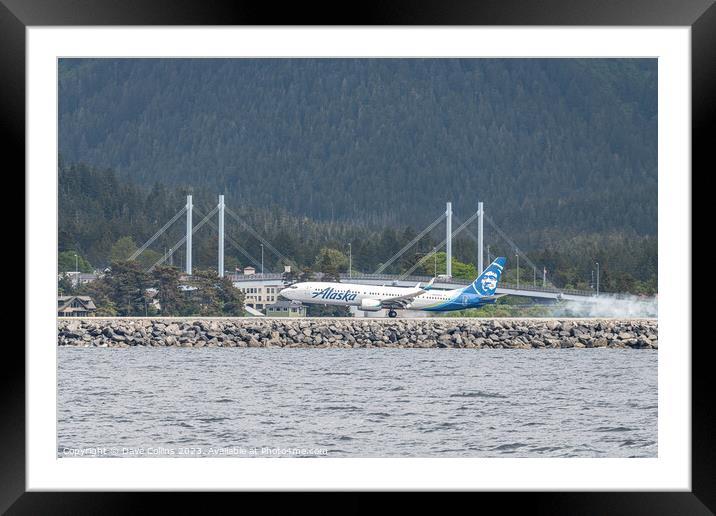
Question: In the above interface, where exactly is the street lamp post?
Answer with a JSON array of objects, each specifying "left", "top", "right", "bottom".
[
  {"left": 74, "top": 253, "right": 78, "bottom": 288},
  {"left": 260, "top": 244, "right": 264, "bottom": 277},
  {"left": 516, "top": 251, "right": 520, "bottom": 289},
  {"left": 348, "top": 243, "right": 352, "bottom": 279}
]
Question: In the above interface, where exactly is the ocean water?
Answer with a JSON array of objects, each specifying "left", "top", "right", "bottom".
[{"left": 57, "top": 348, "right": 657, "bottom": 458}]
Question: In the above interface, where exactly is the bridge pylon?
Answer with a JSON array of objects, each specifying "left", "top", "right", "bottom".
[
  {"left": 218, "top": 195, "right": 225, "bottom": 277},
  {"left": 477, "top": 201, "right": 484, "bottom": 273},
  {"left": 185, "top": 195, "right": 193, "bottom": 275},
  {"left": 446, "top": 201, "right": 452, "bottom": 278}
]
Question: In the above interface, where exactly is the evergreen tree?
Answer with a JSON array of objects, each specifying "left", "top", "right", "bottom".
[
  {"left": 110, "top": 237, "right": 139, "bottom": 263},
  {"left": 153, "top": 265, "right": 184, "bottom": 315},
  {"left": 103, "top": 260, "right": 152, "bottom": 316},
  {"left": 75, "top": 277, "right": 118, "bottom": 316},
  {"left": 58, "top": 273, "right": 75, "bottom": 296},
  {"left": 182, "top": 269, "right": 245, "bottom": 316},
  {"left": 314, "top": 247, "right": 349, "bottom": 281}
]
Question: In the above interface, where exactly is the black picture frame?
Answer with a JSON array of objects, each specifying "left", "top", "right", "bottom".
[{"left": 5, "top": 0, "right": 710, "bottom": 512}]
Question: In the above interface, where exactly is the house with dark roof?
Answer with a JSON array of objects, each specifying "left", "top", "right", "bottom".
[{"left": 58, "top": 296, "right": 97, "bottom": 317}]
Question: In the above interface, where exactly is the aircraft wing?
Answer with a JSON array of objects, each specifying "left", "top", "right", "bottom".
[{"left": 379, "top": 288, "right": 426, "bottom": 309}]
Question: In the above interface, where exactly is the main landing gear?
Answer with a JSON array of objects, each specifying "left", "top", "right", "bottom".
[{"left": 388, "top": 309, "right": 398, "bottom": 318}]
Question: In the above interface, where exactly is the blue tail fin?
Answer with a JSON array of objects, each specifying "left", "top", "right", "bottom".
[{"left": 465, "top": 257, "right": 506, "bottom": 296}]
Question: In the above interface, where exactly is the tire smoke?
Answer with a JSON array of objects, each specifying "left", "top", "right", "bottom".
[{"left": 550, "top": 295, "right": 657, "bottom": 318}]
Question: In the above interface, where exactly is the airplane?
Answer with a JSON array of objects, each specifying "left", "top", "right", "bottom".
[{"left": 279, "top": 257, "right": 507, "bottom": 318}]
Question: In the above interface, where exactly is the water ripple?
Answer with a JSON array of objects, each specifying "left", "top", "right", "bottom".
[{"left": 58, "top": 348, "right": 657, "bottom": 458}]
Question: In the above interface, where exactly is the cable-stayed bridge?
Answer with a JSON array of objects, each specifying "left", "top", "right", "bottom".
[{"left": 129, "top": 195, "right": 604, "bottom": 302}]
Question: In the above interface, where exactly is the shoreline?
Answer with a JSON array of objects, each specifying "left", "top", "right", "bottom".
[{"left": 58, "top": 317, "right": 658, "bottom": 349}]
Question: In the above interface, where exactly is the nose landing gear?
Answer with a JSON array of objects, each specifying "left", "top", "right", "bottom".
[{"left": 388, "top": 309, "right": 398, "bottom": 318}]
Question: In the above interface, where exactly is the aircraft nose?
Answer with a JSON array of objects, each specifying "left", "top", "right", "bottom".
[{"left": 280, "top": 288, "right": 290, "bottom": 298}]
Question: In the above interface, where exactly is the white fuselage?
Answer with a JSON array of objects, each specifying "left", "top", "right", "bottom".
[{"left": 279, "top": 281, "right": 465, "bottom": 312}]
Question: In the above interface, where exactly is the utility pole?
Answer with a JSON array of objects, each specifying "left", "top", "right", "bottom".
[
  {"left": 218, "top": 195, "right": 225, "bottom": 277},
  {"left": 74, "top": 253, "right": 78, "bottom": 288},
  {"left": 185, "top": 195, "right": 192, "bottom": 275},
  {"left": 477, "top": 201, "right": 484, "bottom": 273},
  {"left": 543, "top": 267, "right": 546, "bottom": 288},
  {"left": 446, "top": 202, "right": 452, "bottom": 278},
  {"left": 261, "top": 244, "right": 264, "bottom": 277},
  {"left": 516, "top": 251, "right": 520, "bottom": 289},
  {"left": 533, "top": 266, "right": 536, "bottom": 287}
]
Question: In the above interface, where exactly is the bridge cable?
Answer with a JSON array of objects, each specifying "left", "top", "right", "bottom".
[
  {"left": 224, "top": 206, "right": 300, "bottom": 269},
  {"left": 128, "top": 206, "right": 187, "bottom": 261},
  {"left": 198, "top": 216, "right": 264, "bottom": 271},
  {"left": 398, "top": 209, "right": 482, "bottom": 279},
  {"left": 485, "top": 215, "right": 539, "bottom": 271},
  {"left": 146, "top": 205, "right": 219, "bottom": 272},
  {"left": 146, "top": 237, "right": 186, "bottom": 273},
  {"left": 483, "top": 215, "right": 555, "bottom": 287},
  {"left": 373, "top": 212, "right": 446, "bottom": 274}
]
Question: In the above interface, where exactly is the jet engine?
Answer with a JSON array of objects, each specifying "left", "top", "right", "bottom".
[{"left": 359, "top": 299, "right": 383, "bottom": 312}]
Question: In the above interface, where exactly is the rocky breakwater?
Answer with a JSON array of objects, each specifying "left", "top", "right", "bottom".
[{"left": 57, "top": 318, "right": 658, "bottom": 349}]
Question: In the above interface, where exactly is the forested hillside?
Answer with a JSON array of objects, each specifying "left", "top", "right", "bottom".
[{"left": 58, "top": 58, "right": 657, "bottom": 248}]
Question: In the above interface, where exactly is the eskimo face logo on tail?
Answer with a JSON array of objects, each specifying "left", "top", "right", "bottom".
[
  {"left": 311, "top": 287, "right": 357, "bottom": 301},
  {"left": 480, "top": 271, "right": 498, "bottom": 292}
]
